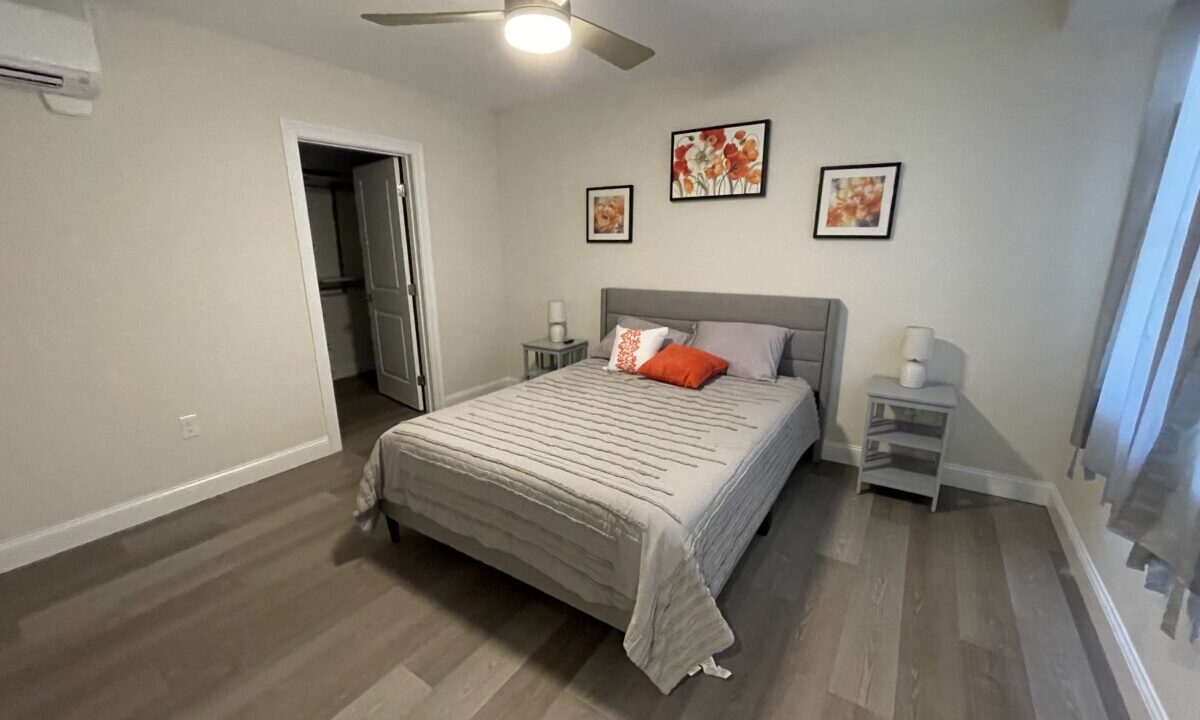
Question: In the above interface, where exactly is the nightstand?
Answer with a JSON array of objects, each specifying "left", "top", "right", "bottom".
[
  {"left": 522, "top": 337, "right": 589, "bottom": 380},
  {"left": 857, "top": 375, "right": 957, "bottom": 511}
]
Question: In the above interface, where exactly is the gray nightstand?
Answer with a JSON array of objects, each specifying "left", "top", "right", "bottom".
[
  {"left": 857, "top": 375, "right": 957, "bottom": 511},
  {"left": 522, "top": 337, "right": 589, "bottom": 380}
]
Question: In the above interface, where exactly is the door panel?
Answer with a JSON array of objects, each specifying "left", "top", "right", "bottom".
[
  {"left": 374, "top": 311, "right": 418, "bottom": 384},
  {"left": 364, "top": 211, "right": 401, "bottom": 290},
  {"left": 353, "top": 157, "right": 424, "bottom": 411}
]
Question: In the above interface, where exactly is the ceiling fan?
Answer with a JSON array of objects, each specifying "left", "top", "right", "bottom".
[{"left": 362, "top": 0, "right": 655, "bottom": 70}]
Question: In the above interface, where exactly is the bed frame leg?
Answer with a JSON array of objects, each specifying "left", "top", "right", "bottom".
[
  {"left": 757, "top": 512, "right": 773, "bottom": 537},
  {"left": 385, "top": 515, "right": 401, "bottom": 543}
]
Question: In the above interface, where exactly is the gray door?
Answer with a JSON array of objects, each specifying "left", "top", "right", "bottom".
[{"left": 352, "top": 157, "right": 424, "bottom": 411}]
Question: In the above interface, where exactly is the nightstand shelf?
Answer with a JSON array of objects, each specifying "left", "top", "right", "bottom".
[
  {"left": 862, "top": 453, "right": 940, "bottom": 497},
  {"left": 857, "top": 375, "right": 957, "bottom": 511},
  {"left": 866, "top": 419, "right": 944, "bottom": 453}
]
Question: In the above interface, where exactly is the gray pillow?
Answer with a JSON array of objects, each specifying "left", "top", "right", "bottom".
[
  {"left": 592, "top": 315, "right": 692, "bottom": 358},
  {"left": 689, "top": 321, "right": 792, "bottom": 381}
]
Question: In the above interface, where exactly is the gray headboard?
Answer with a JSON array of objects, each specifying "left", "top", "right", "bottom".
[{"left": 600, "top": 288, "right": 846, "bottom": 453}]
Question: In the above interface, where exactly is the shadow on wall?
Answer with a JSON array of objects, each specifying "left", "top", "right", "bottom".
[{"left": 927, "top": 338, "right": 1039, "bottom": 479}]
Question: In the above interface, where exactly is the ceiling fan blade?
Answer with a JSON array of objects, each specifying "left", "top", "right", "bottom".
[
  {"left": 569, "top": 16, "right": 654, "bottom": 70},
  {"left": 362, "top": 10, "right": 505, "bottom": 27}
]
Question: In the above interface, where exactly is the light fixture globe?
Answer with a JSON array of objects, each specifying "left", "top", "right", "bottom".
[{"left": 504, "top": 6, "right": 571, "bottom": 54}]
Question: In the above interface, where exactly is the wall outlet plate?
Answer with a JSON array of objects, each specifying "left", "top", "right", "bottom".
[{"left": 179, "top": 414, "right": 199, "bottom": 439}]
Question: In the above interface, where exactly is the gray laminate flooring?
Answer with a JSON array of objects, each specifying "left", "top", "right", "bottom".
[{"left": 0, "top": 377, "right": 1128, "bottom": 719}]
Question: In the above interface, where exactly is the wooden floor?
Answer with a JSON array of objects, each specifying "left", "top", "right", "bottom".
[{"left": 0, "top": 377, "right": 1129, "bottom": 720}]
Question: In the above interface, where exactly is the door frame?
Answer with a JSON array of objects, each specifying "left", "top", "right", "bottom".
[{"left": 280, "top": 119, "right": 445, "bottom": 451}]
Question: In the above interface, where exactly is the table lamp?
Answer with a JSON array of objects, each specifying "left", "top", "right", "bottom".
[
  {"left": 900, "top": 326, "right": 934, "bottom": 388},
  {"left": 548, "top": 300, "right": 567, "bottom": 343}
]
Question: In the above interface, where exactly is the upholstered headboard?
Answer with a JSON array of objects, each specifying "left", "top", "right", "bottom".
[{"left": 600, "top": 288, "right": 846, "bottom": 454}]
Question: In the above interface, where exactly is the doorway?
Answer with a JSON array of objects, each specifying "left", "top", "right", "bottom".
[{"left": 282, "top": 121, "right": 444, "bottom": 451}]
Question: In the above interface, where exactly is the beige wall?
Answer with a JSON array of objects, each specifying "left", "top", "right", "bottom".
[
  {"left": 496, "top": 0, "right": 1163, "bottom": 484},
  {"left": 0, "top": 3, "right": 507, "bottom": 542}
]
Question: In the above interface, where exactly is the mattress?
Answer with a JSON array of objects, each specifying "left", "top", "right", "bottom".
[{"left": 355, "top": 359, "right": 819, "bottom": 693}]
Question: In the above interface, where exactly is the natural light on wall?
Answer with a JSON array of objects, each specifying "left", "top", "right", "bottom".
[{"left": 504, "top": 6, "right": 571, "bottom": 54}]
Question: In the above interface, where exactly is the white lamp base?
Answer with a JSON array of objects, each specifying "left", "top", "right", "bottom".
[
  {"left": 549, "top": 323, "right": 566, "bottom": 343},
  {"left": 899, "top": 360, "right": 927, "bottom": 389}
]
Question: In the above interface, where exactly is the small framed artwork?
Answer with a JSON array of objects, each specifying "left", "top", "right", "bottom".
[
  {"left": 671, "top": 120, "right": 770, "bottom": 201},
  {"left": 813, "top": 162, "right": 902, "bottom": 239},
  {"left": 586, "top": 185, "right": 633, "bottom": 243}
]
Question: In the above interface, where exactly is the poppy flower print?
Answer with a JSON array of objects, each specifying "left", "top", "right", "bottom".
[
  {"left": 586, "top": 185, "right": 633, "bottom": 243},
  {"left": 826, "top": 175, "right": 886, "bottom": 228},
  {"left": 592, "top": 195, "right": 625, "bottom": 234},
  {"left": 813, "top": 163, "right": 902, "bottom": 239},
  {"left": 671, "top": 121, "right": 769, "bottom": 200}
]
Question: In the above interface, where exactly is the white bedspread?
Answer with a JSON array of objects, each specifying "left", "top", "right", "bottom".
[{"left": 355, "top": 359, "right": 818, "bottom": 693}]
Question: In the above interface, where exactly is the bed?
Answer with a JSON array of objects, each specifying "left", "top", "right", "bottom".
[{"left": 355, "top": 288, "right": 846, "bottom": 693}]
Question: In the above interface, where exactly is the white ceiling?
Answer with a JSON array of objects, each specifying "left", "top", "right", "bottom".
[{"left": 113, "top": 0, "right": 1012, "bottom": 108}]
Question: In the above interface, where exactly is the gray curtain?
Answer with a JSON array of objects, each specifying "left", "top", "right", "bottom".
[
  {"left": 1073, "top": 1, "right": 1200, "bottom": 644},
  {"left": 1096, "top": 206, "right": 1200, "bottom": 641},
  {"left": 1072, "top": 0, "right": 1200, "bottom": 447},
  {"left": 1117, "top": 341, "right": 1200, "bottom": 640}
]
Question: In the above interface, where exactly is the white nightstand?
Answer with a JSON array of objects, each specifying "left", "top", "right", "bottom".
[
  {"left": 522, "top": 337, "right": 589, "bottom": 380},
  {"left": 856, "top": 375, "right": 957, "bottom": 511}
]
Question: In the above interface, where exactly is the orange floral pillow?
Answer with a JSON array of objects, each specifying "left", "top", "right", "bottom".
[
  {"left": 637, "top": 343, "right": 729, "bottom": 389},
  {"left": 605, "top": 325, "right": 670, "bottom": 374}
]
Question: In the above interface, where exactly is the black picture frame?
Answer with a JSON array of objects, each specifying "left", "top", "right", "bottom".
[
  {"left": 586, "top": 185, "right": 634, "bottom": 243},
  {"left": 813, "top": 162, "right": 902, "bottom": 240},
  {"left": 670, "top": 119, "right": 771, "bottom": 202}
]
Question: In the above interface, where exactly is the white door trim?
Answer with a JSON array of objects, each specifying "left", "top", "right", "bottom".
[{"left": 279, "top": 119, "right": 446, "bottom": 449}]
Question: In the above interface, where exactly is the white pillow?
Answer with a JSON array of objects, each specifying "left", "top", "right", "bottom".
[
  {"left": 606, "top": 325, "right": 670, "bottom": 374},
  {"left": 591, "top": 316, "right": 693, "bottom": 358}
]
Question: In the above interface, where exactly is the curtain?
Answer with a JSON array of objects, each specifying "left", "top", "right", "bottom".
[
  {"left": 1073, "top": 0, "right": 1200, "bottom": 447},
  {"left": 1078, "top": 26, "right": 1200, "bottom": 642}
]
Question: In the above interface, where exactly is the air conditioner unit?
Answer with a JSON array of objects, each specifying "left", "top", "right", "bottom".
[{"left": 0, "top": 0, "right": 102, "bottom": 116}]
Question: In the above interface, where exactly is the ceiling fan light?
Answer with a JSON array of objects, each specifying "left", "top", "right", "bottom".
[{"left": 504, "top": 7, "right": 571, "bottom": 54}]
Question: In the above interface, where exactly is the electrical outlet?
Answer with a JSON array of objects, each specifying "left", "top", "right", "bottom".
[{"left": 179, "top": 414, "right": 199, "bottom": 439}]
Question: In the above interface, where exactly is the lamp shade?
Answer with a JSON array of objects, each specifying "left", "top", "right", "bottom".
[
  {"left": 901, "top": 326, "right": 934, "bottom": 361},
  {"left": 548, "top": 300, "right": 567, "bottom": 324}
]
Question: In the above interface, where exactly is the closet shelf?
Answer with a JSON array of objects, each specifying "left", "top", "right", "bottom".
[{"left": 318, "top": 276, "right": 365, "bottom": 292}]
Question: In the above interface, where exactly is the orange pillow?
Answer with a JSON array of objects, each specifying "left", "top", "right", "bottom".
[{"left": 637, "top": 343, "right": 729, "bottom": 389}]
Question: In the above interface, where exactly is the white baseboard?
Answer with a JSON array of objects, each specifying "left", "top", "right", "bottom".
[
  {"left": 444, "top": 376, "right": 519, "bottom": 407},
  {"left": 1046, "top": 485, "right": 1169, "bottom": 720},
  {"left": 820, "top": 440, "right": 1053, "bottom": 506},
  {"left": 0, "top": 436, "right": 334, "bottom": 574},
  {"left": 818, "top": 440, "right": 861, "bottom": 466}
]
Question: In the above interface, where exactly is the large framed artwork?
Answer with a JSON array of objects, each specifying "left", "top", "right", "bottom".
[
  {"left": 813, "top": 162, "right": 902, "bottom": 239},
  {"left": 670, "top": 120, "right": 770, "bottom": 201},
  {"left": 586, "top": 185, "right": 633, "bottom": 243}
]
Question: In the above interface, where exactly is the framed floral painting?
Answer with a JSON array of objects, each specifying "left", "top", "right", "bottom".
[
  {"left": 813, "top": 163, "right": 902, "bottom": 239},
  {"left": 671, "top": 120, "right": 770, "bottom": 201},
  {"left": 586, "top": 185, "right": 633, "bottom": 243}
]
